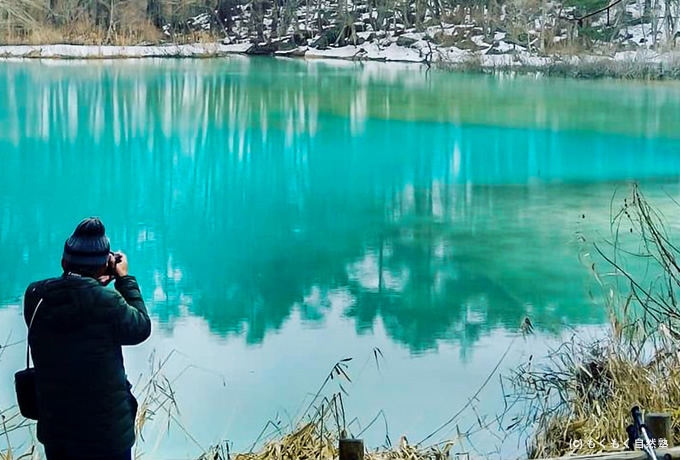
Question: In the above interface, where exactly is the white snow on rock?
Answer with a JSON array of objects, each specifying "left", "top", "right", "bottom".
[
  {"left": 377, "top": 42, "right": 425, "bottom": 62},
  {"left": 495, "top": 40, "right": 515, "bottom": 53},
  {"left": 399, "top": 32, "right": 424, "bottom": 41},
  {"left": 470, "top": 35, "right": 492, "bottom": 50},
  {"left": 222, "top": 43, "right": 256, "bottom": 53},
  {"left": 305, "top": 42, "right": 426, "bottom": 62},
  {"left": 305, "top": 46, "right": 363, "bottom": 59},
  {"left": 274, "top": 46, "right": 308, "bottom": 56}
]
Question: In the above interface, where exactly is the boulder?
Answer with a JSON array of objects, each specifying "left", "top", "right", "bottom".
[
  {"left": 246, "top": 42, "right": 279, "bottom": 54},
  {"left": 396, "top": 35, "right": 418, "bottom": 46},
  {"left": 275, "top": 46, "right": 308, "bottom": 57},
  {"left": 276, "top": 41, "right": 298, "bottom": 51},
  {"left": 291, "top": 30, "right": 313, "bottom": 45},
  {"left": 311, "top": 34, "right": 329, "bottom": 49},
  {"left": 311, "top": 28, "right": 342, "bottom": 48}
]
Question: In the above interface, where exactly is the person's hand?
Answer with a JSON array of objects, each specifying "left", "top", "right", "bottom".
[
  {"left": 114, "top": 252, "right": 129, "bottom": 278},
  {"left": 98, "top": 253, "right": 117, "bottom": 286}
]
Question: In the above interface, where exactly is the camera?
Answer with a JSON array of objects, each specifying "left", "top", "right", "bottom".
[{"left": 105, "top": 252, "right": 123, "bottom": 277}]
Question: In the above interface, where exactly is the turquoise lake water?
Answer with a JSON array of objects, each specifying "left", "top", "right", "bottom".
[{"left": 2, "top": 57, "right": 680, "bottom": 458}]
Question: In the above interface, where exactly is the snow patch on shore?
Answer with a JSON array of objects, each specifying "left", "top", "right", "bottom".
[
  {"left": 0, "top": 43, "right": 253, "bottom": 59},
  {"left": 305, "top": 42, "right": 425, "bottom": 62}
]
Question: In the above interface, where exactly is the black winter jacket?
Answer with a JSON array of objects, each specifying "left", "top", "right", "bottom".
[{"left": 24, "top": 274, "right": 151, "bottom": 455}]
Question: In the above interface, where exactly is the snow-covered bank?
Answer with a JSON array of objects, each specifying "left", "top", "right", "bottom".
[
  {"left": 0, "top": 43, "right": 253, "bottom": 59},
  {"left": 2, "top": 41, "right": 680, "bottom": 78},
  {"left": 0, "top": 41, "right": 430, "bottom": 62}
]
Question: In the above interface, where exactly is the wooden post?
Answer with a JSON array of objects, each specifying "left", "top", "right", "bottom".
[
  {"left": 339, "top": 438, "right": 364, "bottom": 460},
  {"left": 645, "top": 412, "right": 673, "bottom": 447}
]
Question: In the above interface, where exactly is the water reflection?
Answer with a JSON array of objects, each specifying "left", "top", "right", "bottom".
[{"left": 2, "top": 58, "right": 680, "bottom": 353}]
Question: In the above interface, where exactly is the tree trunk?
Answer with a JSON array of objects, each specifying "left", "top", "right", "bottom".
[
  {"left": 105, "top": 0, "right": 115, "bottom": 43},
  {"left": 664, "top": 0, "right": 674, "bottom": 44},
  {"left": 253, "top": 0, "right": 265, "bottom": 42},
  {"left": 49, "top": 0, "right": 60, "bottom": 25},
  {"left": 540, "top": 0, "right": 547, "bottom": 53},
  {"left": 101, "top": 0, "right": 112, "bottom": 29},
  {"left": 146, "top": 0, "right": 164, "bottom": 29},
  {"left": 270, "top": 0, "right": 279, "bottom": 39},
  {"left": 401, "top": 0, "right": 410, "bottom": 28},
  {"left": 652, "top": 0, "right": 658, "bottom": 47},
  {"left": 672, "top": 0, "right": 680, "bottom": 47}
]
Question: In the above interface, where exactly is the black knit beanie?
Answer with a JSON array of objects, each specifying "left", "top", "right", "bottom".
[{"left": 63, "top": 217, "right": 111, "bottom": 268}]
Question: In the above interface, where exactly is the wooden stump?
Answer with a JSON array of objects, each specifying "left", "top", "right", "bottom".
[
  {"left": 339, "top": 438, "right": 364, "bottom": 460},
  {"left": 645, "top": 412, "right": 673, "bottom": 447}
]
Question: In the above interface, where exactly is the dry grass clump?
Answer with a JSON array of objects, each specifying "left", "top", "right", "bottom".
[
  {"left": 230, "top": 420, "right": 456, "bottom": 460},
  {"left": 508, "top": 184, "right": 680, "bottom": 459},
  {"left": 511, "top": 322, "right": 680, "bottom": 458},
  {"left": 230, "top": 424, "right": 454, "bottom": 460},
  {"left": 226, "top": 357, "right": 458, "bottom": 460},
  {"left": 0, "top": 21, "right": 166, "bottom": 45},
  {"left": 541, "top": 58, "right": 671, "bottom": 79},
  {"left": 0, "top": 25, "right": 221, "bottom": 45},
  {"left": 439, "top": 53, "right": 680, "bottom": 80},
  {"left": 0, "top": 407, "right": 36, "bottom": 460}
]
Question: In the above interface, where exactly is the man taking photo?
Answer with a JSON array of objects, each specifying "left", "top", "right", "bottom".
[{"left": 23, "top": 217, "right": 152, "bottom": 460}]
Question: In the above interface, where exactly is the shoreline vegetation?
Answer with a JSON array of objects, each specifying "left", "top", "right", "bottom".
[
  {"left": 509, "top": 184, "right": 680, "bottom": 459},
  {"left": 3, "top": 0, "right": 680, "bottom": 78}
]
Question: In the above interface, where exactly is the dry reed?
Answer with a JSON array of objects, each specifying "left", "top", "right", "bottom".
[{"left": 508, "top": 184, "right": 680, "bottom": 459}]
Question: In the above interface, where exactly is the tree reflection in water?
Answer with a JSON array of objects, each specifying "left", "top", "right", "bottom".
[{"left": 2, "top": 58, "right": 680, "bottom": 353}]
